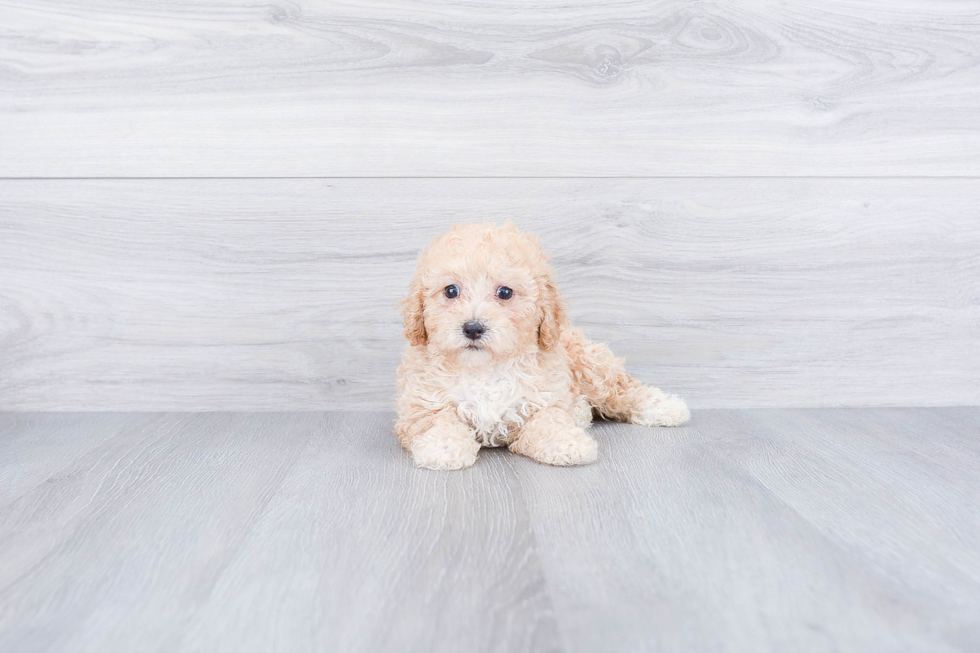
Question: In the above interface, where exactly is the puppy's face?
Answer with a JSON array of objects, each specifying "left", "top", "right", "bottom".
[
  {"left": 403, "top": 223, "right": 565, "bottom": 363},
  {"left": 425, "top": 253, "right": 539, "bottom": 362}
]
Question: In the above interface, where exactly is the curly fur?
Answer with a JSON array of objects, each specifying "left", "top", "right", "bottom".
[{"left": 395, "top": 222, "right": 690, "bottom": 470}]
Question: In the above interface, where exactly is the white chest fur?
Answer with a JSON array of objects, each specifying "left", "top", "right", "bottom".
[{"left": 450, "top": 360, "right": 548, "bottom": 447}]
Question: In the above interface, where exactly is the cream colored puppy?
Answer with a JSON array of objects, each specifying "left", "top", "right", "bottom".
[{"left": 395, "top": 222, "right": 690, "bottom": 470}]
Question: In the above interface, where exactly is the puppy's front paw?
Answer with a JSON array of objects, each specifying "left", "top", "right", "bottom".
[
  {"left": 634, "top": 393, "right": 691, "bottom": 427},
  {"left": 510, "top": 427, "right": 598, "bottom": 467},
  {"left": 411, "top": 427, "right": 480, "bottom": 471},
  {"left": 572, "top": 395, "right": 594, "bottom": 429}
]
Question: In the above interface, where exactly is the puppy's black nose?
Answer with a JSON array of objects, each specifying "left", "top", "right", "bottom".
[{"left": 462, "top": 321, "right": 486, "bottom": 341}]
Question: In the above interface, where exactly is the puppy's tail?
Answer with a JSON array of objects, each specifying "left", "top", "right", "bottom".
[{"left": 561, "top": 328, "right": 690, "bottom": 427}]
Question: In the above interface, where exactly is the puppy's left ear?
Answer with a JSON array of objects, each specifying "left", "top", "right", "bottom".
[
  {"left": 537, "top": 273, "right": 567, "bottom": 352},
  {"left": 401, "top": 276, "right": 428, "bottom": 347}
]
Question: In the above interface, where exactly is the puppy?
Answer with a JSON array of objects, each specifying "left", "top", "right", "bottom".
[{"left": 395, "top": 222, "right": 690, "bottom": 470}]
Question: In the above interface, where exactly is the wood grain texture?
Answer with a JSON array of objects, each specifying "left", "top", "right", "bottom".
[
  {"left": 509, "top": 407, "right": 980, "bottom": 653},
  {"left": 0, "top": 409, "right": 978, "bottom": 652},
  {"left": 0, "top": 413, "right": 142, "bottom": 505},
  {"left": 2, "top": 178, "right": 978, "bottom": 411},
  {"left": 1, "top": 0, "right": 979, "bottom": 176},
  {"left": 180, "top": 412, "right": 559, "bottom": 653},
  {"left": 0, "top": 412, "right": 315, "bottom": 653}
]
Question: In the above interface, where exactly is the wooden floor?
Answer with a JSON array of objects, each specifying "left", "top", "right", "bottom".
[{"left": 1, "top": 409, "right": 978, "bottom": 652}]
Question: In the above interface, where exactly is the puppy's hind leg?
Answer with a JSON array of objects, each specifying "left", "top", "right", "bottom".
[{"left": 562, "top": 328, "right": 690, "bottom": 427}]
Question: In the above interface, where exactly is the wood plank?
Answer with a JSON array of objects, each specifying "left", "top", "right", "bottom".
[
  {"left": 0, "top": 413, "right": 144, "bottom": 506},
  {"left": 0, "top": 410, "right": 978, "bottom": 651},
  {"left": 0, "top": 413, "right": 313, "bottom": 653},
  {"left": 2, "top": 0, "right": 979, "bottom": 176},
  {"left": 177, "top": 412, "right": 560, "bottom": 653},
  {"left": 511, "top": 408, "right": 980, "bottom": 652},
  {"left": 705, "top": 409, "right": 980, "bottom": 602},
  {"left": 1, "top": 178, "right": 977, "bottom": 410}
]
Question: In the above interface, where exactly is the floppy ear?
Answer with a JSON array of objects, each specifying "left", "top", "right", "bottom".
[
  {"left": 401, "top": 276, "right": 427, "bottom": 347},
  {"left": 537, "top": 273, "right": 567, "bottom": 352}
]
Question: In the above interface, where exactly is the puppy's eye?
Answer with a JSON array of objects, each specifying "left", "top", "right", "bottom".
[
  {"left": 444, "top": 285, "right": 459, "bottom": 299},
  {"left": 495, "top": 286, "right": 513, "bottom": 300}
]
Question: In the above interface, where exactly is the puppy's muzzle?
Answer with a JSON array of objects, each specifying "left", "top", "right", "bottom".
[{"left": 462, "top": 321, "right": 486, "bottom": 341}]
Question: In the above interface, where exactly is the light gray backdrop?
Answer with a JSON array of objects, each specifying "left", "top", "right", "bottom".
[{"left": 1, "top": 0, "right": 978, "bottom": 410}]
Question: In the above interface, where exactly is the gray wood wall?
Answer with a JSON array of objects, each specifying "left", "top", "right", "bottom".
[{"left": 1, "top": 1, "right": 978, "bottom": 410}]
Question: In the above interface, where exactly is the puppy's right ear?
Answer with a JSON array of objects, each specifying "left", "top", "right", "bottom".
[{"left": 401, "top": 276, "right": 427, "bottom": 347}]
